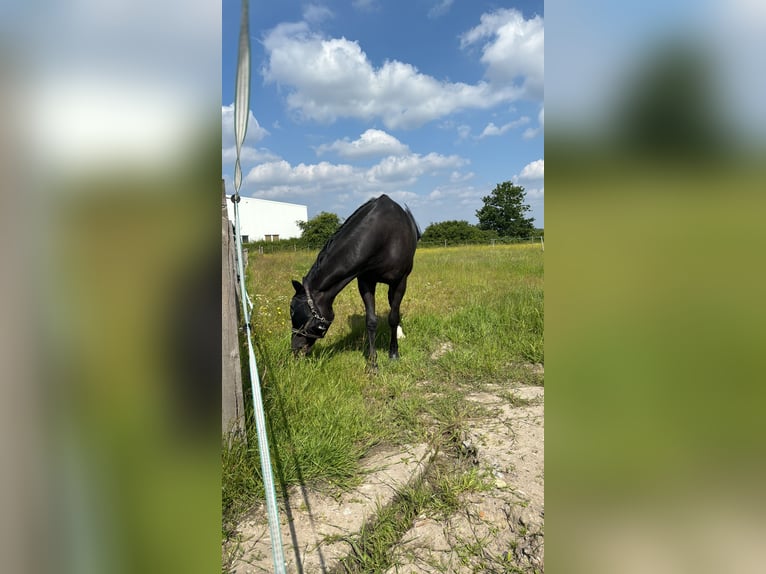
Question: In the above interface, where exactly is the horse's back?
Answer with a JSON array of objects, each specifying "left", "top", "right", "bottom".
[
  {"left": 359, "top": 196, "right": 418, "bottom": 280},
  {"left": 309, "top": 195, "right": 419, "bottom": 287}
]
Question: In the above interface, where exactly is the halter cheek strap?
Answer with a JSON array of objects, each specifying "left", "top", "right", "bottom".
[{"left": 293, "top": 284, "right": 331, "bottom": 338}]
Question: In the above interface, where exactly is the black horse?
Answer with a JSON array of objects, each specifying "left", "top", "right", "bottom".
[{"left": 290, "top": 194, "right": 421, "bottom": 369}]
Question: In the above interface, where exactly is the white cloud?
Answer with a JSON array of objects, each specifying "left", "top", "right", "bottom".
[
  {"left": 518, "top": 159, "right": 544, "bottom": 180},
  {"left": 387, "top": 190, "right": 422, "bottom": 204},
  {"left": 245, "top": 160, "right": 357, "bottom": 188},
  {"left": 367, "top": 153, "right": 466, "bottom": 184},
  {"left": 303, "top": 4, "right": 333, "bottom": 24},
  {"left": 244, "top": 152, "right": 467, "bottom": 196},
  {"left": 522, "top": 127, "right": 537, "bottom": 139},
  {"left": 221, "top": 105, "right": 272, "bottom": 174},
  {"left": 352, "top": 0, "right": 378, "bottom": 11},
  {"left": 261, "top": 21, "right": 520, "bottom": 129},
  {"left": 222, "top": 104, "right": 269, "bottom": 145},
  {"left": 523, "top": 106, "right": 544, "bottom": 139},
  {"left": 460, "top": 9, "right": 544, "bottom": 100},
  {"left": 222, "top": 146, "right": 280, "bottom": 164},
  {"left": 425, "top": 184, "right": 486, "bottom": 210},
  {"left": 478, "top": 116, "right": 530, "bottom": 138},
  {"left": 429, "top": 189, "right": 445, "bottom": 199},
  {"left": 428, "top": 0, "right": 454, "bottom": 19},
  {"left": 316, "top": 129, "right": 410, "bottom": 159},
  {"left": 449, "top": 170, "right": 475, "bottom": 182}
]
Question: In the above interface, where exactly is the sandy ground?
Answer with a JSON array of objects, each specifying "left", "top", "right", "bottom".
[
  {"left": 225, "top": 375, "right": 544, "bottom": 573},
  {"left": 385, "top": 384, "right": 544, "bottom": 573}
]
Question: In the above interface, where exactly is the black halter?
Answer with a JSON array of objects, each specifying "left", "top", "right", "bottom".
[{"left": 292, "top": 285, "right": 331, "bottom": 338}]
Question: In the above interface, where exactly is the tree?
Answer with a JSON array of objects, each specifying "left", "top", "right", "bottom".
[
  {"left": 421, "top": 220, "right": 496, "bottom": 244},
  {"left": 476, "top": 182, "right": 535, "bottom": 237},
  {"left": 611, "top": 40, "right": 726, "bottom": 158},
  {"left": 297, "top": 211, "right": 341, "bottom": 248}
]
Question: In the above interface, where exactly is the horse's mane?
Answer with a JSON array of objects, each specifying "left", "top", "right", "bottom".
[{"left": 308, "top": 196, "right": 379, "bottom": 277}]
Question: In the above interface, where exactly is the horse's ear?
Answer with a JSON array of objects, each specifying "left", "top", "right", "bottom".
[{"left": 292, "top": 279, "right": 303, "bottom": 294}]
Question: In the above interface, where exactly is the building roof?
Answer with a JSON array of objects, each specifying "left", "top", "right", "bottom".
[{"left": 233, "top": 196, "right": 307, "bottom": 209}]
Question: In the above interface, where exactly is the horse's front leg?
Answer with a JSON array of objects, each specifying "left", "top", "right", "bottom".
[
  {"left": 357, "top": 277, "right": 378, "bottom": 371},
  {"left": 387, "top": 277, "right": 408, "bottom": 360}
]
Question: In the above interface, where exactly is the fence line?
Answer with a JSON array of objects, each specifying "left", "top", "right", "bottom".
[
  {"left": 243, "top": 236, "right": 545, "bottom": 255},
  {"left": 227, "top": 0, "right": 287, "bottom": 571},
  {"left": 418, "top": 236, "right": 544, "bottom": 248}
]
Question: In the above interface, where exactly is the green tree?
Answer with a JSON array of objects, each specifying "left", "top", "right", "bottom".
[
  {"left": 611, "top": 40, "right": 726, "bottom": 158},
  {"left": 297, "top": 211, "right": 341, "bottom": 248},
  {"left": 476, "top": 182, "right": 535, "bottom": 237},
  {"left": 421, "top": 220, "right": 496, "bottom": 244}
]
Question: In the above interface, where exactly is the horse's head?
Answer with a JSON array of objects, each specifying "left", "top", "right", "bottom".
[{"left": 290, "top": 279, "right": 330, "bottom": 355}]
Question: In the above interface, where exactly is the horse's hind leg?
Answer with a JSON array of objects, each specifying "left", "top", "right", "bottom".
[
  {"left": 387, "top": 276, "right": 408, "bottom": 360},
  {"left": 357, "top": 277, "right": 378, "bottom": 370}
]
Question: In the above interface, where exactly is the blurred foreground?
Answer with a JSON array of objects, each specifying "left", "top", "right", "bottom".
[
  {"left": 1, "top": 1, "right": 222, "bottom": 572},
  {"left": 547, "top": 1, "right": 766, "bottom": 573}
]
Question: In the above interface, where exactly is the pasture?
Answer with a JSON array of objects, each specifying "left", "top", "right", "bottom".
[{"left": 222, "top": 243, "right": 544, "bottom": 541}]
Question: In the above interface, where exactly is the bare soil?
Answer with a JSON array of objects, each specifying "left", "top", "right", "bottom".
[
  {"left": 385, "top": 384, "right": 544, "bottom": 573},
  {"left": 225, "top": 373, "right": 544, "bottom": 573}
]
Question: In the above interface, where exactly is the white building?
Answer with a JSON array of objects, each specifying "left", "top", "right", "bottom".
[{"left": 226, "top": 196, "right": 308, "bottom": 242}]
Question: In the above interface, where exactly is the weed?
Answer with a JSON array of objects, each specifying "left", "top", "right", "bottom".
[{"left": 498, "top": 391, "right": 537, "bottom": 408}]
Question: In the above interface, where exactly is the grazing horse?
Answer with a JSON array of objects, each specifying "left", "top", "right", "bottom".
[{"left": 290, "top": 194, "right": 421, "bottom": 369}]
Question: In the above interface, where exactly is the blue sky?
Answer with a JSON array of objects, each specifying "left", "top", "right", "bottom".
[{"left": 222, "top": 0, "right": 544, "bottom": 229}]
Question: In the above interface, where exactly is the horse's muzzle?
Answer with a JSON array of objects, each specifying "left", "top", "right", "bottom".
[{"left": 291, "top": 334, "right": 316, "bottom": 356}]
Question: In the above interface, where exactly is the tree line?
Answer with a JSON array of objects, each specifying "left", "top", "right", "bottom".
[{"left": 288, "top": 181, "right": 540, "bottom": 249}]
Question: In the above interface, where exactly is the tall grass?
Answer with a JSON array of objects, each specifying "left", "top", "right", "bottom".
[{"left": 222, "top": 244, "right": 543, "bottom": 535}]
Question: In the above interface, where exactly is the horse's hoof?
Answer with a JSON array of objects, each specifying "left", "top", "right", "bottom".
[
  {"left": 389, "top": 353, "right": 399, "bottom": 360},
  {"left": 367, "top": 363, "right": 379, "bottom": 375}
]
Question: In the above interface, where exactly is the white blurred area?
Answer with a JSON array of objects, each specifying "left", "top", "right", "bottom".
[
  {"left": 22, "top": 0, "right": 221, "bottom": 180},
  {"left": 710, "top": 0, "right": 766, "bottom": 144},
  {"left": 31, "top": 76, "right": 202, "bottom": 173}
]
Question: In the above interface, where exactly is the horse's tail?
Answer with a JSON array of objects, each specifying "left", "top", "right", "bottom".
[{"left": 404, "top": 204, "right": 422, "bottom": 241}]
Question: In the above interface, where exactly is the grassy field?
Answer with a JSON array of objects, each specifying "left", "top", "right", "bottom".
[{"left": 222, "top": 243, "right": 544, "bottom": 538}]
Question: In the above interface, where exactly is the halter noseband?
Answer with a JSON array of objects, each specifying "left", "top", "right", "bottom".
[{"left": 292, "top": 285, "right": 331, "bottom": 338}]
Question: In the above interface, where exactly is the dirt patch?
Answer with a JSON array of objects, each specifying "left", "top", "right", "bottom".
[
  {"left": 430, "top": 342, "right": 453, "bottom": 360},
  {"left": 384, "top": 385, "right": 544, "bottom": 573},
  {"left": 226, "top": 445, "right": 433, "bottom": 573},
  {"left": 224, "top": 379, "right": 544, "bottom": 573}
]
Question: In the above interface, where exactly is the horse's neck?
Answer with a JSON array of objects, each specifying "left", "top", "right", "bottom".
[
  {"left": 307, "top": 274, "right": 355, "bottom": 319},
  {"left": 306, "top": 252, "right": 359, "bottom": 318}
]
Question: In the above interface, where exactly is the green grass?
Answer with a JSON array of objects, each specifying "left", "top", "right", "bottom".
[{"left": 222, "top": 244, "right": 543, "bottom": 540}]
